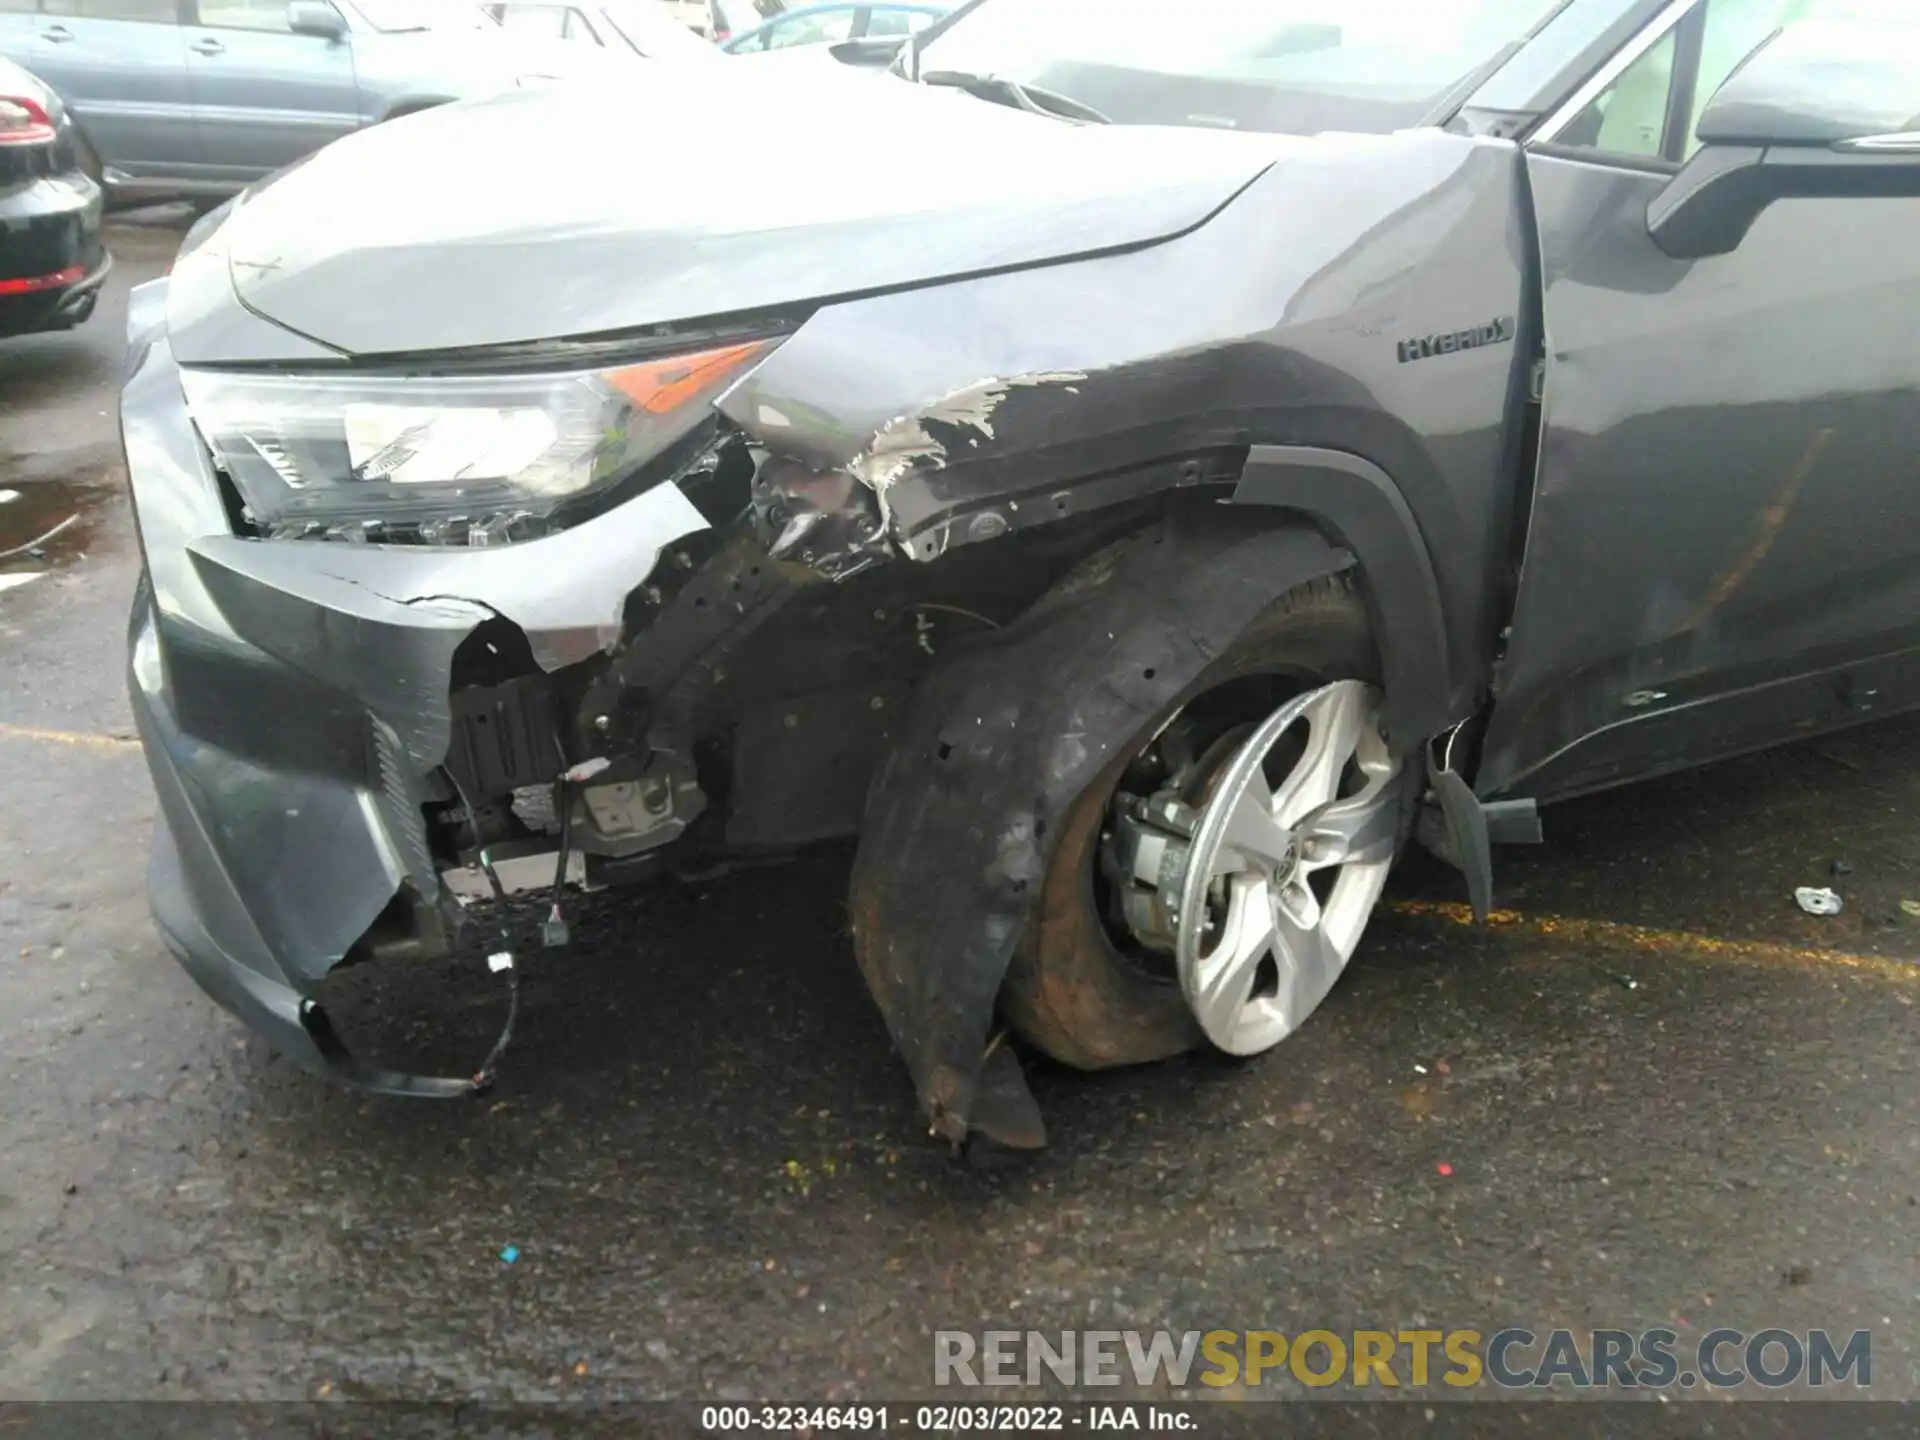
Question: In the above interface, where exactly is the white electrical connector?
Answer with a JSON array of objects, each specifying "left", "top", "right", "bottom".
[{"left": 487, "top": 950, "right": 515, "bottom": 973}]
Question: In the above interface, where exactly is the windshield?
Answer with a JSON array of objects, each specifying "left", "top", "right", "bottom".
[
  {"left": 353, "top": 0, "right": 497, "bottom": 29},
  {"left": 917, "top": 0, "right": 1572, "bottom": 135}
]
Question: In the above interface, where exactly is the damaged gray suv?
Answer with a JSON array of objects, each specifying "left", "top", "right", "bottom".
[{"left": 122, "top": 0, "right": 1920, "bottom": 1149}]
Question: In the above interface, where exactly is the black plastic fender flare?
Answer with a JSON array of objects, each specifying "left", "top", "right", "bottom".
[
  {"left": 850, "top": 510, "right": 1358, "bottom": 1150},
  {"left": 1230, "top": 444, "right": 1455, "bottom": 756}
]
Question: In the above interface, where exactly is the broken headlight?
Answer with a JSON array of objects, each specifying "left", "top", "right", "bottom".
[{"left": 179, "top": 341, "right": 774, "bottom": 545}]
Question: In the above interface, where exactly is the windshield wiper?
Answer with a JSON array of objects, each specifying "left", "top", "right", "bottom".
[{"left": 919, "top": 69, "right": 1110, "bottom": 125}]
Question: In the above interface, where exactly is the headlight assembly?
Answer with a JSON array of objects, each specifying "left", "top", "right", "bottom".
[{"left": 179, "top": 340, "right": 775, "bottom": 546}]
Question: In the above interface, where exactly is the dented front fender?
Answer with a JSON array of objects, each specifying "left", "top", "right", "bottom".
[{"left": 719, "top": 127, "right": 1530, "bottom": 730}]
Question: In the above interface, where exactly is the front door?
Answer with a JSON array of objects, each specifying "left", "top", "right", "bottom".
[
  {"left": 1477, "top": 0, "right": 1920, "bottom": 801},
  {"left": 17, "top": 0, "right": 199, "bottom": 180},
  {"left": 183, "top": 0, "right": 358, "bottom": 183}
]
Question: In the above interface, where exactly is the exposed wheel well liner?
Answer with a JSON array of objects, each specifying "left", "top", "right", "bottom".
[{"left": 1004, "top": 568, "right": 1406, "bottom": 1072}]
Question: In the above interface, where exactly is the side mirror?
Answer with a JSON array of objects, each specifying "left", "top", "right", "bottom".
[
  {"left": 287, "top": 0, "right": 348, "bottom": 41},
  {"left": 1648, "top": 19, "right": 1920, "bottom": 259},
  {"left": 826, "top": 34, "right": 906, "bottom": 69}
]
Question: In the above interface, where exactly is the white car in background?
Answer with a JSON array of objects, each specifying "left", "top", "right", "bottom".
[{"left": 484, "top": 0, "right": 721, "bottom": 53}]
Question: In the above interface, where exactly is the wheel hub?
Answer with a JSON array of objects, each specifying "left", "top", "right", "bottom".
[{"left": 1099, "top": 679, "right": 1403, "bottom": 1055}]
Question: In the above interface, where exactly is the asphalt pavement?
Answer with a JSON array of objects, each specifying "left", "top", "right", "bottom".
[{"left": 1, "top": 212, "right": 1917, "bottom": 1420}]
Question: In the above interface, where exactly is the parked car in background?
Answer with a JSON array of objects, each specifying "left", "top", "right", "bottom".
[
  {"left": 0, "top": 0, "right": 637, "bottom": 205},
  {"left": 704, "top": 0, "right": 765, "bottom": 42},
  {"left": 0, "top": 53, "right": 104, "bottom": 338},
  {"left": 711, "top": 0, "right": 943, "bottom": 50},
  {"left": 484, "top": 0, "right": 720, "bottom": 58}
]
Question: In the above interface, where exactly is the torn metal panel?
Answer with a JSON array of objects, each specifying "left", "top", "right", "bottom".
[
  {"left": 187, "top": 547, "right": 486, "bottom": 773},
  {"left": 852, "top": 371, "right": 1090, "bottom": 497},
  {"left": 750, "top": 456, "right": 885, "bottom": 581},
  {"left": 589, "top": 504, "right": 1170, "bottom": 857},
  {"left": 572, "top": 528, "right": 815, "bottom": 759},
  {"left": 122, "top": 329, "right": 712, "bottom": 1061},
  {"left": 130, "top": 586, "right": 409, "bottom": 989},
  {"left": 850, "top": 515, "right": 1350, "bottom": 1148}
]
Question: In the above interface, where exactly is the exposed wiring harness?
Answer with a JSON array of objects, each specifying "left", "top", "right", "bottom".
[
  {"left": 441, "top": 748, "right": 583, "bottom": 1095},
  {"left": 446, "top": 767, "right": 521, "bottom": 1095}
]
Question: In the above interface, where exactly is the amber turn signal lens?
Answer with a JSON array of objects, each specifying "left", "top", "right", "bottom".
[{"left": 602, "top": 340, "right": 774, "bottom": 416}]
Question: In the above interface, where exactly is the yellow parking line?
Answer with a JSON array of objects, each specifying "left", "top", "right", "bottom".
[
  {"left": 0, "top": 722, "right": 140, "bottom": 754},
  {"left": 0, "top": 715, "right": 1908, "bottom": 986},
  {"left": 1388, "top": 898, "right": 1918, "bottom": 983}
]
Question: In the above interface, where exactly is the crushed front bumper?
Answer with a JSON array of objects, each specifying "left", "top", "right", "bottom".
[{"left": 124, "top": 313, "right": 710, "bottom": 1089}]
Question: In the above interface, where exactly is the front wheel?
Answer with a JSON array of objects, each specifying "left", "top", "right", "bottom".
[{"left": 1001, "top": 573, "right": 1413, "bottom": 1069}]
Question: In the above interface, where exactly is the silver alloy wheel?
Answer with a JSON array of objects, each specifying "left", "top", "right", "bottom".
[{"left": 1174, "top": 679, "right": 1402, "bottom": 1055}]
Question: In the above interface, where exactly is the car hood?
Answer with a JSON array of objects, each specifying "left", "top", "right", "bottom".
[{"left": 216, "top": 64, "right": 1292, "bottom": 356}]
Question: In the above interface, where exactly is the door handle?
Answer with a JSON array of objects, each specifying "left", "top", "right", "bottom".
[
  {"left": 190, "top": 36, "right": 226, "bottom": 54},
  {"left": 40, "top": 23, "right": 74, "bottom": 41}
]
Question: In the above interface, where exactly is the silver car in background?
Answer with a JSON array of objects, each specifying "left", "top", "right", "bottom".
[{"left": 0, "top": 0, "right": 643, "bottom": 204}]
